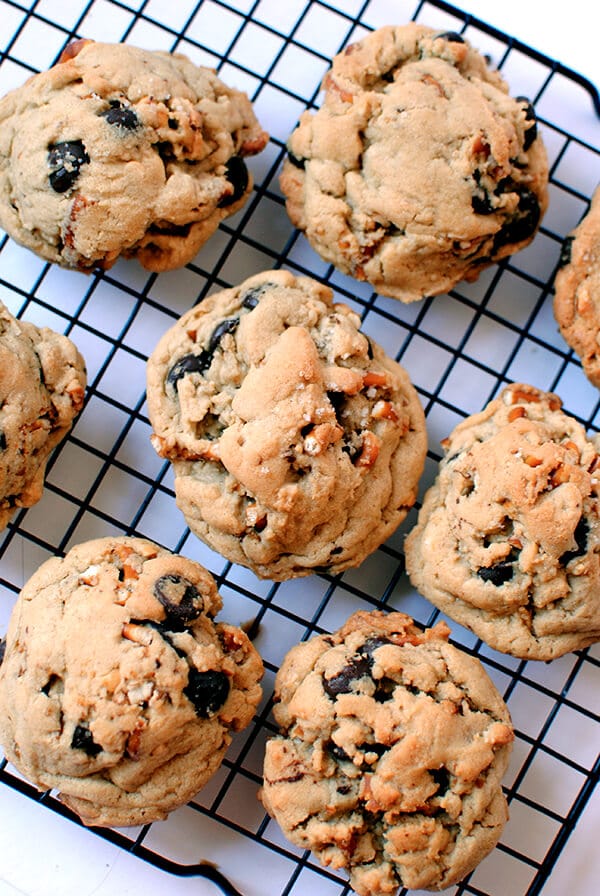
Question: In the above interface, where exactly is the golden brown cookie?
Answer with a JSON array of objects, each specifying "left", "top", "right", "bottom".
[
  {"left": 0, "top": 536, "right": 264, "bottom": 827},
  {"left": 261, "top": 610, "right": 514, "bottom": 894},
  {"left": 0, "top": 300, "right": 86, "bottom": 530},
  {"left": 405, "top": 383, "right": 600, "bottom": 660},
  {"left": 281, "top": 23, "right": 548, "bottom": 302},
  {"left": 146, "top": 270, "right": 427, "bottom": 580},
  {"left": 0, "top": 40, "right": 268, "bottom": 272},
  {"left": 553, "top": 185, "right": 600, "bottom": 386}
]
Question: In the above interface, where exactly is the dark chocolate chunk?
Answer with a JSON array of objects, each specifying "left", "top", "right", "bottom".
[
  {"left": 166, "top": 351, "right": 212, "bottom": 388},
  {"left": 373, "top": 676, "right": 396, "bottom": 702},
  {"left": 217, "top": 156, "right": 249, "bottom": 207},
  {"left": 436, "top": 31, "right": 465, "bottom": 43},
  {"left": 477, "top": 559, "right": 514, "bottom": 585},
  {"left": 207, "top": 317, "right": 239, "bottom": 354},
  {"left": 558, "top": 235, "right": 574, "bottom": 269},
  {"left": 322, "top": 640, "right": 384, "bottom": 698},
  {"left": 166, "top": 316, "right": 242, "bottom": 389},
  {"left": 560, "top": 517, "right": 589, "bottom": 566},
  {"left": 328, "top": 742, "right": 351, "bottom": 763},
  {"left": 184, "top": 668, "right": 230, "bottom": 717},
  {"left": 101, "top": 100, "right": 140, "bottom": 130},
  {"left": 0, "top": 431, "right": 6, "bottom": 451},
  {"left": 358, "top": 741, "right": 387, "bottom": 759},
  {"left": 48, "top": 140, "right": 90, "bottom": 193},
  {"left": 431, "top": 766, "right": 451, "bottom": 795},
  {"left": 71, "top": 724, "right": 102, "bottom": 756},
  {"left": 472, "top": 193, "right": 496, "bottom": 215},
  {"left": 492, "top": 187, "right": 541, "bottom": 251},
  {"left": 287, "top": 150, "right": 306, "bottom": 169},
  {"left": 153, "top": 574, "right": 204, "bottom": 629},
  {"left": 516, "top": 96, "right": 538, "bottom": 151}
]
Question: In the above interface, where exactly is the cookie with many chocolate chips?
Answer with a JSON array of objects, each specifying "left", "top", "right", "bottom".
[
  {"left": 0, "top": 39, "right": 268, "bottom": 272},
  {"left": 405, "top": 384, "right": 600, "bottom": 659},
  {"left": 261, "top": 610, "right": 514, "bottom": 894},
  {"left": 553, "top": 185, "right": 600, "bottom": 386},
  {"left": 0, "top": 536, "right": 263, "bottom": 827},
  {"left": 281, "top": 23, "right": 548, "bottom": 302},
  {"left": 0, "top": 300, "right": 86, "bottom": 530},
  {"left": 146, "top": 270, "right": 427, "bottom": 580}
]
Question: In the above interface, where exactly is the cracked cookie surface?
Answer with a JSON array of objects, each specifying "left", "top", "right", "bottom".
[
  {"left": 0, "top": 39, "right": 268, "bottom": 272},
  {"left": 405, "top": 383, "right": 600, "bottom": 660},
  {"left": 280, "top": 23, "right": 548, "bottom": 302},
  {"left": 553, "top": 185, "right": 600, "bottom": 387},
  {"left": 0, "top": 300, "right": 86, "bottom": 530},
  {"left": 0, "top": 536, "right": 263, "bottom": 827},
  {"left": 146, "top": 270, "right": 427, "bottom": 580},
  {"left": 261, "top": 610, "right": 513, "bottom": 894}
]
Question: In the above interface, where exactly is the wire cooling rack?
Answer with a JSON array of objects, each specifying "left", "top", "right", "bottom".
[{"left": 0, "top": 2, "right": 599, "bottom": 895}]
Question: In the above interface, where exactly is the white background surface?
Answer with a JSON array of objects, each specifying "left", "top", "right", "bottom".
[{"left": 0, "top": 2, "right": 598, "bottom": 896}]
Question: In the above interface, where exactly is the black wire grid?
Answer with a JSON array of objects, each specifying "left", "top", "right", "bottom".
[{"left": 0, "top": 1, "right": 599, "bottom": 895}]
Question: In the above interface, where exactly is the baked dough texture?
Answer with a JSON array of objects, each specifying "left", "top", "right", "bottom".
[
  {"left": 405, "top": 383, "right": 600, "bottom": 660},
  {"left": 261, "top": 610, "right": 514, "bottom": 894},
  {"left": 0, "top": 300, "right": 86, "bottom": 530},
  {"left": 146, "top": 270, "right": 427, "bottom": 580},
  {"left": 0, "top": 39, "right": 268, "bottom": 272},
  {"left": 280, "top": 23, "right": 548, "bottom": 302},
  {"left": 0, "top": 536, "right": 264, "bottom": 827},
  {"left": 553, "top": 185, "right": 600, "bottom": 386}
]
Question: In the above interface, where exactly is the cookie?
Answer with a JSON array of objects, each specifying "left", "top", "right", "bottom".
[
  {"left": 0, "top": 300, "right": 86, "bottom": 530},
  {"left": 0, "top": 39, "right": 268, "bottom": 272},
  {"left": 281, "top": 23, "right": 548, "bottom": 303},
  {"left": 0, "top": 536, "right": 264, "bottom": 827},
  {"left": 404, "top": 383, "right": 600, "bottom": 660},
  {"left": 553, "top": 185, "right": 600, "bottom": 386},
  {"left": 261, "top": 610, "right": 514, "bottom": 894},
  {"left": 146, "top": 270, "right": 427, "bottom": 580}
]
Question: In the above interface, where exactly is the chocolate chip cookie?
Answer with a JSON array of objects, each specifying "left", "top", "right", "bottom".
[
  {"left": 553, "top": 185, "right": 600, "bottom": 386},
  {"left": 405, "top": 383, "right": 600, "bottom": 660},
  {"left": 0, "top": 300, "right": 86, "bottom": 530},
  {"left": 146, "top": 270, "right": 427, "bottom": 580},
  {"left": 0, "top": 536, "right": 264, "bottom": 827},
  {"left": 261, "top": 610, "right": 514, "bottom": 894},
  {"left": 0, "top": 39, "right": 268, "bottom": 272},
  {"left": 281, "top": 23, "right": 548, "bottom": 302}
]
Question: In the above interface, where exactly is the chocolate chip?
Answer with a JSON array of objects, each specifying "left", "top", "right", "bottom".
[
  {"left": 0, "top": 639, "right": 5, "bottom": 666},
  {"left": 373, "top": 676, "right": 396, "bottom": 702},
  {"left": 286, "top": 150, "right": 306, "bottom": 169},
  {"left": 0, "top": 431, "right": 6, "bottom": 451},
  {"left": 167, "top": 317, "right": 241, "bottom": 389},
  {"left": 207, "top": 317, "right": 239, "bottom": 354},
  {"left": 71, "top": 724, "right": 102, "bottom": 756},
  {"left": 184, "top": 668, "right": 230, "bottom": 717},
  {"left": 217, "top": 156, "right": 249, "bottom": 207},
  {"left": 48, "top": 140, "right": 90, "bottom": 193},
  {"left": 101, "top": 100, "right": 140, "bottom": 130},
  {"left": 168, "top": 117, "right": 178, "bottom": 129},
  {"left": 560, "top": 517, "right": 589, "bottom": 566},
  {"left": 153, "top": 574, "right": 204, "bottom": 629},
  {"left": 166, "top": 351, "right": 212, "bottom": 388},
  {"left": 358, "top": 742, "right": 387, "bottom": 759},
  {"left": 431, "top": 766, "right": 451, "bottom": 795},
  {"left": 477, "top": 559, "right": 514, "bottom": 585},
  {"left": 472, "top": 193, "right": 496, "bottom": 215},
  {"left": 328, "top": 742, "right": 351, "bottom": 763},
  {"left": 436, "top": 31, "right": 465, "bottom": 43},
  {"left": 558, "top": 235, "right": 574, "bottom": 269},
  {"left": 322, "top": 645, "right": 375, "bottom": 698},
  {"left": 516, "top": 96, "right": 538, "bottom": 151},
  {"left": 492, "top": 187, "right": 541, "bottom": 250}
]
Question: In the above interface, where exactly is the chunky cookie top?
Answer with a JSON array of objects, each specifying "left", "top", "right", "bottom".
[
  {"left": 0, "top": 40, "right": 268, "bottom": 272},
  {"left": 281, "top": 23, "right": 548, "bottom": 302},
  {"left": 554, "top": 186, "right": 600, "bottom": 386},
  {"left": 0, "top": 300, "right": 86, "bottom": 530},
  {"left": 261, "top": 610, "right": 513, "bottom": 894},
  {"left": 0, "top": 536, "right": 263, "bottom": 826},
  {"left": 405, "top": 384, "right": 600, "bottom": 659},
  {"left": 147, "top": 270, "right": 427, "bottom": 579}
]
